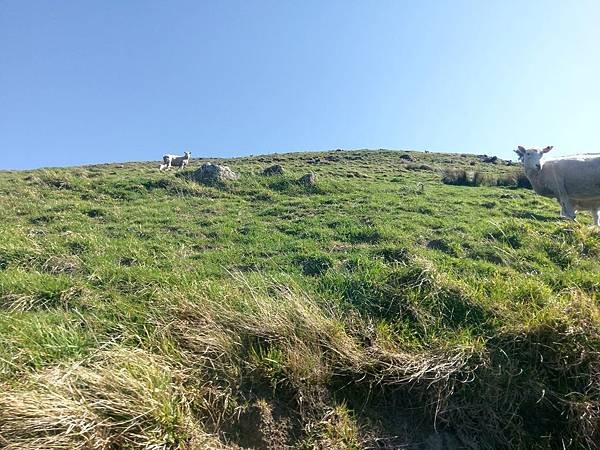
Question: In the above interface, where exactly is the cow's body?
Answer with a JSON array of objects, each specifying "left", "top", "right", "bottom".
[
  {"left": 516, "top": 146, "right": 600, "bottom": 225},
  {"left": 159, "top": 152, "right": 191, "bottom": 171}
]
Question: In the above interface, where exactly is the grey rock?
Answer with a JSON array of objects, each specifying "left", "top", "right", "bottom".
[
  {"left": 262, "top": 164, "right": 285, "bottom": 176},
  {"left": 481, "top": 155, "right": 499, "bottom": 164},
  {"left": 193, "top": 163, "right": 239, "bottom": 184},
  {"left": 298, "top": 173, "right": 317, "bottom": 186}
]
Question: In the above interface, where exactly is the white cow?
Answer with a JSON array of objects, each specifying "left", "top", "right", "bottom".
[
  {"left": 515, "top": 146, "right": 600, "bottom": 225},
  {"left": 159, "top": 151, "right": 191, "bottom": 171}
]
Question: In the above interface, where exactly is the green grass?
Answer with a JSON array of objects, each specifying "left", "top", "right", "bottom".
[{"left": 0, "top": 150, "right": 598, "bottom": 449}]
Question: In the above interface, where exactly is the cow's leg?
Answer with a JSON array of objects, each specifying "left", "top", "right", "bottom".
[
  {"left": 591, "top": 208, "right": 600, "bottom": 226},
  {"left": 554, "top": 179, "right": 577, "bottom": 220},
  {"left": 161, "top": 157, "right": 172, "bottom": 171},
  {"left": 559, "top": 197, "right": 576, "bottom": 220}
]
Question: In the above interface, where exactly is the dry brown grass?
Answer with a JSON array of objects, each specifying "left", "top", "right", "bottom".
[
  {"left": 165, "top": 273, "right": 481, "bottom": 448},
  {"left": 0, "top": 348, "right": 202, "bottom": 449}
]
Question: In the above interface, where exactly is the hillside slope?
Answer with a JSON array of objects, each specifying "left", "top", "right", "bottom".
[{"left": 0, "top": 150, "right": 598, "bottom": 449}]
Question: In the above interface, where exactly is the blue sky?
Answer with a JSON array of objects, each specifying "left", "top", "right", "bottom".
[{"left": 1, "top": 1, "right": 599, "bottom": 169}]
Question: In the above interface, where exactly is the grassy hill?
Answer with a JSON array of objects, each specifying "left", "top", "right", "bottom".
[{"left": 0, "top": 149, "right": 598, "bottom": 449}]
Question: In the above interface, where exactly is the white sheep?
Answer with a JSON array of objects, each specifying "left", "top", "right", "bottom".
[
  {"left": 159, "top": 151, "right": 191, "bottom": 171},
  {"left": 515, "top": 146, "right": 600, "bottom": 225}
]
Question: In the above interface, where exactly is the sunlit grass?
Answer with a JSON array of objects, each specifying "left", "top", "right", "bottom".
[{"left": 0, "top": 150, "right": 598, "bottom": 448}]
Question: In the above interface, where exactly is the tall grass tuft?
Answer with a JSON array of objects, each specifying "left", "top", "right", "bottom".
[{"left": 0, "top": 348, "right": 200, "bottom": 449}]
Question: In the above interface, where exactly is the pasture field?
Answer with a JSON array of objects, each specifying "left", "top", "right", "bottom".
[{"left": 0, "top": 150, "right": 598, "bottom": 449}]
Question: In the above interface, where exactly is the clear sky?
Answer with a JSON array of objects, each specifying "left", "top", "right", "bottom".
[{"left": 1, "top": 1, "right": 599, "bottom": 169}]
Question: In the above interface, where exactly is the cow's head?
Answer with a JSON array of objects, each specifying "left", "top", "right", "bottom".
[
  {"left": 515, "top": 146, "right": 553, "bottom": 171},
  {"left": 184, "top": 151, "right": 191, "bottom": 158}
]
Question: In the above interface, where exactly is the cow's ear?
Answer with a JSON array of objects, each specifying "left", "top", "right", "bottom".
[{"left": 542, "top": 146, "right": 553, "bottom": 153}]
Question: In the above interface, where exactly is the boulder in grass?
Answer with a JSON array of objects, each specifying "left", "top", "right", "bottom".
[
  {"left": 262, "top": 164, "right": 285, "bottom": 176},
  {"left": 298, "top": 173, "right": 317, "bottom": 186},
  {"left": 192, "top": 163, "right": 239, "bottom": 185},
  {"left": 481, "top": 155, "right": 498, "bottom": 164}
]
